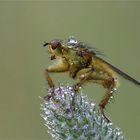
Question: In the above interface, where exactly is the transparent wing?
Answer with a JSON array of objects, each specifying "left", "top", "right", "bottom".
[
  {"left": 66, "top": 36, "right": 104, "bottom": 56},
  {"left": 76, "top": 42, "right": 105, "bottom": 56},
  {"left": 97, "top": 57, "right": 140, "bottom": 86}
]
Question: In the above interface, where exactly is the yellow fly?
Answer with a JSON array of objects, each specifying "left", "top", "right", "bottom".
[{"left": 44, "top": 36, "right": 140, "bottom": 122}]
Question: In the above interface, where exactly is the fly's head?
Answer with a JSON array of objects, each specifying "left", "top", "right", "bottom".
[
  {"left": 43, "top": 39, "right": 64, "bottom": 60},
  {"left": 43, "top": 36, "right": 78, "bottom": 60}
]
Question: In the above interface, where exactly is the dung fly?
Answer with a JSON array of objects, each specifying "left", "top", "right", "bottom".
[{"left": 43, "top": 36, "right": 140, "bottom": 122}]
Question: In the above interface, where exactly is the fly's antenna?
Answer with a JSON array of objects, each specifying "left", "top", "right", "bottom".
[{"left": 43, "top": 41, "right": 49, "bottom": 47}]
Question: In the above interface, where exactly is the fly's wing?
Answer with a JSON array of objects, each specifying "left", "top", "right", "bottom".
[
  {"left": 97, "top": 57, "right": 140, "bottom": 86},
  {"left": 66, "top": 36, "right": 104, "bottom": 56},
  {"left": 76, "top": 42, "right": 105, "bottom": 57}
]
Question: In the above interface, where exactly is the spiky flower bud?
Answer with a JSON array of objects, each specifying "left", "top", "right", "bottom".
[{"left": 40, "top": 85, "right": 125, "bottom": 140}]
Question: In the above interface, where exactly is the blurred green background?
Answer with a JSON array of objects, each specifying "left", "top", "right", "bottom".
[{"left": 0, "top": 1, "right": 140, "bottom": 140}]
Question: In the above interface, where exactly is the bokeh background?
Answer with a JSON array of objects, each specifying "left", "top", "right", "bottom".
[{"left": 0, "top": 1, "right": 140, "bottom": 139}]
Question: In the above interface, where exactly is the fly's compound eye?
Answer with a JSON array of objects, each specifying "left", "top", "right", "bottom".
[{"left": 50, "top": 41, "right": 61, "bottom": 50}]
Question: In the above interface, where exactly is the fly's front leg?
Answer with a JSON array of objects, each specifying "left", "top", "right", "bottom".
[
  {"left": 44, "top": 58, "right": 69, "bottom": 99},
  {"left": 45, "top": 69, "right": 55, "bottom": 89},
  {"left": 44, "top": 69, "right": 55, "bottom": 100}
]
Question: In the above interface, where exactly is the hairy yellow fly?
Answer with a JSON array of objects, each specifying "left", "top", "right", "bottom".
[{"left": 44, "top": 36, "right": 140, "bottom": 122}]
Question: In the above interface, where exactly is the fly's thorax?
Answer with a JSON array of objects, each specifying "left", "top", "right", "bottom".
[{"left": 62, "top": 46, "right": 92, "bottom": 69}]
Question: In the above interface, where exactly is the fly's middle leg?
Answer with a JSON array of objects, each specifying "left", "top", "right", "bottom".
[{"left": 73, "top": 67, "right": 94, "bottom": 92}]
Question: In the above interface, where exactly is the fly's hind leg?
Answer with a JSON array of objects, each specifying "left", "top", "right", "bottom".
[{"left": 99, "top": 78, "right": 118, "bottom": 122}]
